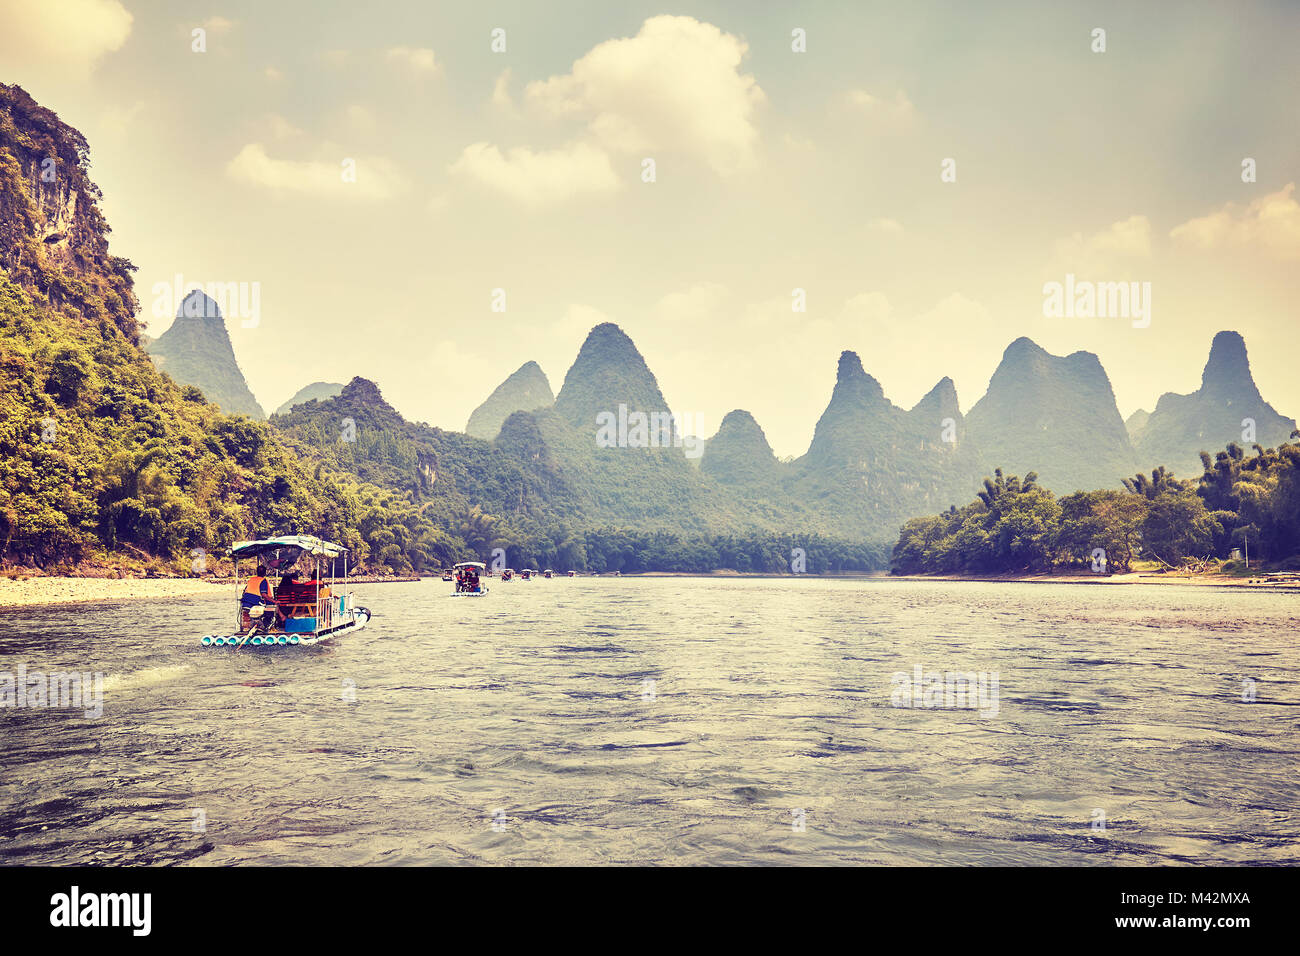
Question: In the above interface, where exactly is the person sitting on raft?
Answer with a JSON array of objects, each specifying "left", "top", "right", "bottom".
[{"left": 242, "top": 565, "right": 273, "bottom": 623}]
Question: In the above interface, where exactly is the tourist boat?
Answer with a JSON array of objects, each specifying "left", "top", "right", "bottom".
[
  {"left": 543, "top": 569, "right": 554, "bottom": 579},
  {"left": 520, "top": 569, "right": 533, "bottom": 580},
  {"left": 441, "top": 568, "right": 454, "bottom": 582},
  {"left": 567, "top": 570, "right": 576, "bottom": 577},
  {"left": 201, "top": 535, "right": 370, "bottom": 647},
  {"left": 452, "top": 561, "right": 489, "bottom": 596},
  {"left": 501, "top": 568, "right": 514, "bottom": 581}
]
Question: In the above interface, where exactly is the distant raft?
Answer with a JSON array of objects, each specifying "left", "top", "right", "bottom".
[{"left": 450, "top": 561, "right": 489, "bottom": 596}]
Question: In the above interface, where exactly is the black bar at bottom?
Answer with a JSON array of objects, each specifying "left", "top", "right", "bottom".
[{"left": 0, "top": 865, "right": 1286, "bottom": 943}]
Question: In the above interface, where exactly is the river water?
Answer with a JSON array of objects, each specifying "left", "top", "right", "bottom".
[{"left": 1, "top": 577, "right": 1296, "bottom": 866}]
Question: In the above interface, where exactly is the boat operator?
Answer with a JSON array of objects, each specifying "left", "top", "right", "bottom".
[{"left": 242, "top": 565, "right": 273, "bottom": 620}]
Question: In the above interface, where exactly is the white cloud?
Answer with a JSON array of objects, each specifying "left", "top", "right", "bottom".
[
  {"left": 339, "top": 104, "right": 378, "bottom": 136},
  {"left": 265, "top": 113, "right": 303, "bottom": 139},
  {"left": 0, "top": 0, "right": 132, "bottom": 74},
  {"left": 226, "top": 144, "right": 403, "bottom": 200},
  {"left": 97, "top": 100, "right": 147, "bottom": 141},
  {"left": 840, "top": 291, "right": 895, "bottom": 324},
  {"left": 386, "top": 46, "right": 438, "bottom": 74},
  {"left": 263, "top": 113, "right": 304, "bottom": 139},
  {"left": 555, "top": 304, "right": 612, "bottom": 339},
  {"left": 866, "top": 217, "right": 904, "bottom": 234},
  {"left": 1170, "top": 183, "right": 1300, "bottom": 261},
  {"left": 492, "top": 69, "right": 514, "bottom": 110},
  {"left": 653, "top": 282, "right": 730, "bottom": 323},
  {"left": 1051, "top": 215, "right": 1152, "bottom": 274},
  {"left": 845, "top": 89, "right": 917, "bottom": 127},
  {"left": 523, "top": 15, "right": 765, "bottom": 175},
  {"left": 449, "top": 141, "right": 621, "bottom": 205},
  {"left": 782, "top": 132, "right": 815, "bottom": 152}
]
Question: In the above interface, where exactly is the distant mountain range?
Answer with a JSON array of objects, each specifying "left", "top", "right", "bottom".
[
  {"left": 127, "top": 273, "right": 1295, "bottom": 545},
  {"left": 140, "top": 280, "right": 1296, "bottom": 522},
  {"left": 268, "top": 319, "right": 1296, "bottom": 548}
]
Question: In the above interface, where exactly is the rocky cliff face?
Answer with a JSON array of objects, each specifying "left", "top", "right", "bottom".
[
  {"left": 145, "top": 290, "right": 265, "bottom": 418},
  {"left": 0, "top": 83, "right": 138, "bottom": 340},
  {"left": 1134, "top": 331, "right": 1296, "bottom": 478}
]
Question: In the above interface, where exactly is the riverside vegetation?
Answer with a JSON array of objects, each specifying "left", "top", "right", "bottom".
[{"left": 891, "top": 441, "right": 1300, "bottom": 575}]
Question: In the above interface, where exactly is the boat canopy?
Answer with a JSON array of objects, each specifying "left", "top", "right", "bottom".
[
  {"left": 231, "top": 535, "right": 349, "bottom": 559},
  {"left": 454, "top": 561, "right": 486, "bottom": 570}
]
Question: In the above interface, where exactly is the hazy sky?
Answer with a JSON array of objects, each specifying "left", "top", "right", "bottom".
[{"left": 2, "top": 0, "right": 1297, "bottom": 456}]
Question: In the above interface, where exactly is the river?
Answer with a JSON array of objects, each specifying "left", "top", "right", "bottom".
[{"left": 1, "top": 577, "right": 1296, "bottom": 865}]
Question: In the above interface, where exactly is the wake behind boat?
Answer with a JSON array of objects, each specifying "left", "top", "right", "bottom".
[{"left": 201, "top": 535, "right": 371, "bottom": 647}]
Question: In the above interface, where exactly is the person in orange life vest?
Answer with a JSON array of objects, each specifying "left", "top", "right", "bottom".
[{"left": 242, "top": 565, "right": 273, "bottom": 616}]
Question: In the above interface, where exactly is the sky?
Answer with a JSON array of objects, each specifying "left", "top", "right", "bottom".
[{"left": 1, "top": 0, "right": 1297, "bottom": 457}]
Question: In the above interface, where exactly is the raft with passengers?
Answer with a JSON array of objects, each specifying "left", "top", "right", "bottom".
[
  {"left": 451, "top": 561, "right": 489, "bottom": 596},
  {"left": 202, "top": 535, "right": 371, "bottom": 647}
]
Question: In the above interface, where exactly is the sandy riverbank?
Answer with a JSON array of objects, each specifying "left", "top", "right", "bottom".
[
  {"left": 0, "top": 576, "right": 233, "bottom": 609},
  {"left": 0, "top": 574, "right": 424, "bottom": 609}
]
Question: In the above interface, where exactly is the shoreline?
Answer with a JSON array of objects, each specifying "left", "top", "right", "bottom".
[
  {"left": 611, "top": 570, "right": 1300, "bottom": 589},
  {"left": 0, "top": 576, "right": 232, "bottom": 609},
  {"left": 2, "top": 568, "right": 1294, "bottom": 609},
  {"left": 884, "top": 571, "right": 1298, "bottom": 588},
  {"left": 0, "top": 574, "right": 421, "bottom": 609},
  {"left": 636, "top": 569, "right": 1293, "bottom": 587}
]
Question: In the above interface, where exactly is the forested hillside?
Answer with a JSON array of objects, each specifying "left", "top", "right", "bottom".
[{"left": 0, "top": 83, "right": 459, "bottom": 573}]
